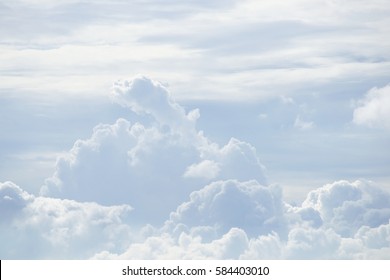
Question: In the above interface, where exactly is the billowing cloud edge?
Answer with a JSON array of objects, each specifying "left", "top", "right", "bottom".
[
  {"left": 2, "top": 178, "right": 390, "bottom": 259},
  {"left": 1, "top": 76, "right": 390, "bottom": 259}
]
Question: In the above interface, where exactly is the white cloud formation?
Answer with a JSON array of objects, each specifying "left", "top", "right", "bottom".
[
  {"left": 183, "top": 160, "right": 220, "bottom": 180},
  {"left": 353, "top": 84, "right": 390, "bottom": 129},
  {"left": 92, "top": 179, "right": 390, "bottom": 260},
  {"left": 1, "top": 75, "right": 389, "bottom": 259},
  {"left": 302, "top": 180, "right": 390, "bottom": 237},
  {"left": 0, "top": 181, "right": 33, "bottom": 222},
  {"left": 41, "top": 76, "right": 267, "bottom": 225},
  {"left": 1, "top": 181, "right": 133, "bottom": 259},
  {"left": 1, "top": 0, "right": 390, "bottom": 262},
  {"left": 3, "top": 175, "right": 390, "bottom": 259},
  {"left": 167, "top": 180, "right": 286, "bottom": 238},
  {"left": 95, "top": 227, "right": 250, "bottom": 260},
  {"left": 1, "top": 75, "right": 390, "bottom": 259},
  {"left": 111, "top": 75, "right": 198, "bottom": 131},
  {"left": 40, "top": 117, "right": 199, "bottom": 224}
]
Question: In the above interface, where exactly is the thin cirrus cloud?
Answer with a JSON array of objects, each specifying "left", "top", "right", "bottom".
[
  {"left": 1, "top": 76, "right": 390, "bottom": 259},
  {"left": 1, "top": 0, "right": 389, "bottom": 102}
]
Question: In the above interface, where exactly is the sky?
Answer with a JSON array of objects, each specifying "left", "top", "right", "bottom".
[{"left": 1, "top": 0, "right": 390, "bottom": 259}]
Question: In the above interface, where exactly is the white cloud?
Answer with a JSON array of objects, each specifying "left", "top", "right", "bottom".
[
  {"left": 183, "top": 160, "right": 220, "bottom": 180},
  {"left": 111, "top": 75, "right": 194, "bottom": 130},
  {"left": 240, "top": 233, "right": 282, "bottom": 259},
  {"left": 0, "top": 181, "right": 33, "bottom": 222},
  {"left": 94, "top": 227, "right": 250, "bottom": 260},
  {"left": 353, "top": 84, "right": 390, "bottom": 129},
  {"left": 4, "top": 177, "right": 390, "bottom": 259},
  {"left": 200, "top": 138, "right": 267, "bottom": 183},
  {"left": 0, "top": 181, "right": 133, "bottom": 259},
  {"left": 94, "top": 178, "right": 390, "bottom": 260},
  {"left": 41, "top": 76, "right": 267, "bottom": 225},
  {"left": 167, "top": 180, "right": 285, "bottom": 238},
  {"left": 40, "top": 117, "right": 199, "bottom": 224},
  {"left": 302, "top": 180, "right": 390, "bottom": 237},
  {"left": 284, "top": 227, "right": 342, "bottom": 259},
  {"left": 1, "top": 0, "right": 390, "bottom": 261},
  {"left": 2, "top": 0, "right": 389, "bottom": 102},
  {"left": 2, "top": 74, "right": 390, "bottom": 259}
]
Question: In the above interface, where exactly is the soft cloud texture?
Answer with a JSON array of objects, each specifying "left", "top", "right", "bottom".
[
  {"left": 2, "top": 0, "right": 389, "bottom": 204},
  {"left": 41, "top": 76, "right": 266, "bottom": 225},
  {"left": 111, "top": 75, "right": 198, "bottom": 131},
  {"left": 302, "top": 180, "right": 390, "bottom": 236},
  {"left": 353, "top": 84, "right": 390, "bottom": 129},
  {"left": 1, "top": 181, "right": 133, "bottom": 259},
  {"left": 183, "top": 160, "right": 221, "bottom": 180},
  {"left": 1, "top": 0, "right": 389, "bottom": 101},
  {"left": 2, "top": 74, "right": 390, "bottom": 259},
  {"left": 1, "top": 75, "right": 389, "bottom": 259},
  {"left": 95, "top": 179, "right": 390, "bottom": 260},
  {"left": 3, "top": 168, "right": 390, "bottom": 259},
  {"left": 1, "top": 0, "right": 390, "bottom": 262},
  {"left": 167, "top": 180, "right": 285, "bottom": 238}
]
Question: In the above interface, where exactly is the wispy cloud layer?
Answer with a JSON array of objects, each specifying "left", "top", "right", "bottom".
[{"left": 1, "top": 0, "right": 389, "bottom": 100}]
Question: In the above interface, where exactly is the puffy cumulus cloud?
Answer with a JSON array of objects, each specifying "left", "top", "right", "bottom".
[
  {"left": 0, "top": 181, "right": 133, "bottom": 259},
  {"left": 4, "top": 76, "right": 390, "bottom": 259},
  {"left": 184, "top": 137, "right": 267, "bottom": 182},
  {"left": 41, "top": 76, "right": 266, "bottom": 225},
  {"left": 240, "top": 233, "right": 283, "bottom": 259},
  {"left": 0, "top": 181, "right": 33, "bottom": 222},
  {"left": 284, "top": 227, "right": 342, "bottom": 259},
  {"left": 41, "top": 117, "right": 199, "bottom": 224},
  {"left": 353, "top": 84, "right": 390, "bottom": 129},
  {"left": 94, "top": 228, "right": 250, "bottom": 260},
  {"left": 291, "top": 221, "right": 390, "bottom": 260},
  {"left": 301, "top": 180, "right": 390, "bottom": 237},
  {"left": 350, "top": 223, "right": 390, "bottom": 259},
  {"left": 94, "top": 178, "right": 284, "bottom": 259},
  {"left": 282, "top": 180, "right": 390, "bottom": 259},
  {"left": 200, "top": 138, "right": 266, "bottom": 183},
  {"left": 92, "top": 179, "right": 390, "bottom": 260},
  {"left": 183, "top": 160, "right": 220, "bottom": 180},
  {"left": 167, "top": 180, "right": 286, "bottom": 238},
  {"left": 4, "top": 176, "right": 390, "bottom": 259},
  {"left": 111, "top": 75, "right": 199, "bottom": 133}
]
